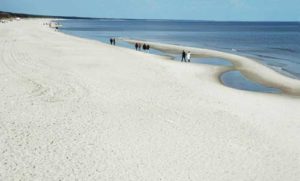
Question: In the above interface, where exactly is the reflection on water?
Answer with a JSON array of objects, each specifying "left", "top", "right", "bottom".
[{"left": 221, "top": 70, "right": 281, "bottom": 93}]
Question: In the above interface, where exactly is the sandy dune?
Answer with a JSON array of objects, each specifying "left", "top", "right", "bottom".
[{"left": 0, "top": 19, "right": 299, "bottom": 180}]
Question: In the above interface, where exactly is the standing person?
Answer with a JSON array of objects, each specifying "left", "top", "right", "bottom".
[
  {"left": 181, "top": 50, "right": 186, "bottom": 62},
  {"left": 110, "top": 38, "right": 113, "bottom": 45},
  {"left": 113, "top": 38, "right": 116, "bottom": 45},
  {"left": 142, "top": 44, "right": 146, "bottom": 51},
  {"left": 135, "top": 43, "right": 138, "bottom": 50},
  {"left": 146, "top": 44, "right": 150, "bottom": 52},
  {"left": 187, "top": 51, "right": 191, "bottom": 62}
]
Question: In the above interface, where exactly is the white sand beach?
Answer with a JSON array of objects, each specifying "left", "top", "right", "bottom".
[
  {"left": 122, "top": 38, "right": 300, "bottom": 95},
  {"left": 0, "top": 19, "right": 300, "bottom": 180}
]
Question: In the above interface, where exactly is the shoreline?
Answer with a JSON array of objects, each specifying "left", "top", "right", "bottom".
[
  {"left": 1, "top": 18, "right": 300, "bottom": 180},
  {"left": 56, "top": 24, "right": 297, "bottom": 96},
  {"left": 58, "top": 29, "right": 282, "bottom": 95},
  {"left": 121, "top": 38, "right": 300, "bottom": 96},
  {"left": 56, "top": 18, "right": 300, "bottom": 96}
]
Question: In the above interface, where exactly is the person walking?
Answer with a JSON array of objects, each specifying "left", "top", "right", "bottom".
[
  {"left": 146, "top": 44, "right": 150, "bottom": 52},
  {"left": 187, "top": 51, "right": 191, "bottom": 62},
  {"left": 135, "top": 43, "right": 138, "bottom": 50},
  {"left": 181, "top": 50, "right": 186, "bottom": 62},
  {"left": 110, "top": 38, "right": 113, "bottom": 45},
  {"left": 142, "top": 44, "right": 146, "bottom": 51}
]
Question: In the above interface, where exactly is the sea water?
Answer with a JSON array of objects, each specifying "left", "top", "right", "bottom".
[{"left": 58, "top": 19, "right": 300, "bottom": 93}]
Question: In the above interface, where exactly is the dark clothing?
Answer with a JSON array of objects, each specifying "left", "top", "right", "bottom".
[
  {"left": 135, "top": 43, "right": 138, "bottom": 50},
  {"left": 142, "top": 44, "right": 146, "bottom": 50},
  {"left": 110, "top": 38, "right": 113, "bottom": 45},
  {"left": 181, "top": 51, "right": 186, "bottom": 62}
]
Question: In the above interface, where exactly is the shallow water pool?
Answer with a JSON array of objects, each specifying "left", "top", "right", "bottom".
[{"left": 220, "top": 70, "right": 281, "bottom": 93}]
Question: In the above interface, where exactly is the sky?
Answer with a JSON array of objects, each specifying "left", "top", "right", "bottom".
[{"left": 1, "top": 0, "right": 300, "bottom": 21}]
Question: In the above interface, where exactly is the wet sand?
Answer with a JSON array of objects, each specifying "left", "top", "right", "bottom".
[{"left": 121, "top": 38, "right": 300, "bottom": 96}]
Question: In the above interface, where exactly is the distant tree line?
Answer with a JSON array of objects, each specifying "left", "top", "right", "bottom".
[{"left": 0, "top": 11, "right": 97, "bottom": 20}]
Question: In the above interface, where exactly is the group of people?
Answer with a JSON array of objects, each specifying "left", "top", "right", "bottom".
[
  {"left": 108, "top": 38, "right": 191, "bottom": 62},
  {"left": 109, "top": 38, "right": 116, "bottom": 45},
  {"left": 181, "top": 50, "right": 191, "bottom": 62},
  {"left": 135, "top": 43, "right": 150, "bottom": 52}
]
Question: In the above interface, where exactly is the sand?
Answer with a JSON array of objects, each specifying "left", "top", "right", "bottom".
[
  {"left": 0, "top": 19, "right": 300, "bottom": 180},
  {"left": 122, "top": 38, "right": 300, "bottom": 95}
]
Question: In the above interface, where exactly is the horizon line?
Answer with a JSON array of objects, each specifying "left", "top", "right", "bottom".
[{"left": 1, "top": 10, "right": 299, "bottom": 23}]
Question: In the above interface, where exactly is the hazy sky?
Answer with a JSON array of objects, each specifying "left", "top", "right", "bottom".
[{"left": 1, "top": 0, "right": 299, "bottom": 21}]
